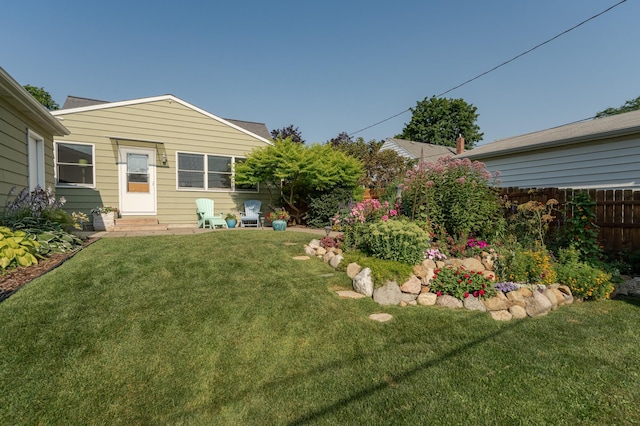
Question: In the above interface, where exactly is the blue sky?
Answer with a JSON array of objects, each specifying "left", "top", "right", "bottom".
[{"left": 2, "top": 0, "right": 638, "bottom": 146}]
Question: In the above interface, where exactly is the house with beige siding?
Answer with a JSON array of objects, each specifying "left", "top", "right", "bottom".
[
  {"left": 457, "top": 110, "right": 640, "bottom": 190},
  {"left": 0, "top": 66, "right": 69, "bottom": 208},
  {"left": 51, "top": 94, "right": 272, "bottom": 228}
]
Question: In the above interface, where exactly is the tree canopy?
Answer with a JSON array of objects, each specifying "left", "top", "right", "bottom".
[
  {"left": 398, "top": 96, "right": 482, "bottom": 149},
  {"left": 23, "top": 85, "right": 59, "bottom": 110},
  {"left": 270, "top": 125, "right": 305, "bottom": 144},
  {"left": 234, "top": 137, "right": 362, "bottom": 223},
  {"left": 329, "top": 134, "right": 412, "bottom": 192},
  {"left": 595, "top": 95, "right": 640, "bottom": 118}
]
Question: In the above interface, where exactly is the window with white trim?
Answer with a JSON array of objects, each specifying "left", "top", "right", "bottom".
[
  {"left": 177, "top": 152, "right": 257, "bottom": 192},
  {"left": 55, "top": 142, "right": 95, "bottom": 187},
  {"left": 27, "top": 130, "right": 45, "bottom": 190}
]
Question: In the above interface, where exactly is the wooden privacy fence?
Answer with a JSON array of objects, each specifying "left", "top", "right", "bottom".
[{"left": 500, "top": 187, "right": 640, "bottom": 252}]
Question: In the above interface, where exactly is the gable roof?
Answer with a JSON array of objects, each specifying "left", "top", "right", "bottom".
[
  {"left": 0, "top": 67, "right": 69, "bottom": 136},
  {"left": 459, "top": 109, "right": 640, "bottom": 160},
  {"left": 381, "top": 138, "right": 456, "bottom": 161},
  {"left": 54, "top": 94, "right": 272, "bottom": 144}
]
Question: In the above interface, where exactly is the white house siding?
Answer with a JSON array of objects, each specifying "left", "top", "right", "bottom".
[
  {"left": 480, "top": 135, "right": 640, "bottom": 190},
  {"left": 53, "top": 97, "right": 271, "bottom": 225}
]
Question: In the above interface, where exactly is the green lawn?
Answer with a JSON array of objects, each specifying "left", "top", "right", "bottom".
[{"left": 1, "top": 231, "right": 639, "bottom": 425}]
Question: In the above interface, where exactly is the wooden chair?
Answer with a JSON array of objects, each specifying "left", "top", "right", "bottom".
[{"left": 196, "top": 198, "right": 228, "bottom": 229}]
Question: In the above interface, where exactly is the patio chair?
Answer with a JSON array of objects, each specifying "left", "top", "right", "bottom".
[
  {"left": 239, "top": 199, "right": 262, "bottom": 228},
  {"left": 195, "top": 198, "right": 228, "bottom": 229}
]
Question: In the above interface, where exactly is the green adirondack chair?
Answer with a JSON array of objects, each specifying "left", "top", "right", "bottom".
[{"left": 196, "top": 198, "right": 228, "bottom": 229}]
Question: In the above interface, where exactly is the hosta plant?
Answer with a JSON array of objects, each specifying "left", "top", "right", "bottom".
[{"left": 0, "top": 227, "right": 40, "bottom": 269}]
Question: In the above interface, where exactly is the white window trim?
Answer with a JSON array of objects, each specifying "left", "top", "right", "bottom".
[
  {"left": 27, "top": 129, "right": 45, "bottom": 190},
  {"left": 175, "top": 151, "right": 258, "bottom": 193},
  {"left": 54, "top": 140, "right": 96, "bottom": 188}
]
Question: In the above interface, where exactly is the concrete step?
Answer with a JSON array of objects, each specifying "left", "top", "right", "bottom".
[{"left": 113, "top": 217, "right": 168, "bottom": 232}]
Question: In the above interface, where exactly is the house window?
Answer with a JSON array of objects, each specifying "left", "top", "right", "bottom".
[
  {"left": 27, "top": 130, "right": 45, "bottom": 190},
  {"left": 177, "top": 152, "right": 257, "bottom": 192},
  {"left": 55, "top": 142, "right": 95, "bottom": 187}
]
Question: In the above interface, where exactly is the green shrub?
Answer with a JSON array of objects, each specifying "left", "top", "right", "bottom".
[
  {"left": 430, "top": 266, "right": 496, "bottom": 300},
  {"left": 6, "top": 216, "right": 83, "bottom": 255},
  {"left": 305, "top": 187, "right": 354, "bottom": 228},
  {"left": 556, "top": 247, "right": 613, "bottom": 300},
  {"left": 564, "top": 191, "right": 602, "bottom": 264},
  {"left": 360, "top": 219, "right": 430, "bottom": 265},
  {"left": 495, "top": 245, "right": 557, "bottom": 285},
  {"left": 340, "top": 250, "right": 414, "bottom": 286}
]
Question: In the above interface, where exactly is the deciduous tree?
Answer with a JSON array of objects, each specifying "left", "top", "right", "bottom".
[
  {"left": 270, "top": 124, "right": 305, "bottom": 144},
  {"left": 23, "top": 85, "right": 59, "bottom": 110},
  {"left": 595, "top": 95, "right": 640, "bottom": 118},
  {"left": 398, "top": 96, "right": 482, "bottom": 148}
]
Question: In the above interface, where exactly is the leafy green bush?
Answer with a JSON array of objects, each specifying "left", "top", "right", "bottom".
[
  {"left": 556, "top": 248, "right": 613, "bottom": 300},
  {"left": 0, "top": 227, "right": 40, "bottom": 269},
  {"left": 564, "top": 191, "right": 602, "bottom": 264},
  {"left": 430, "top": 266, "right": 496, "bottom": 300},
  {"left": 4, "top": 216, "right": 83, "bottom": 255},
  {"left": 359, "top": 219, "right": 430, "bottom": 265},
  {"left": 305, "top": 187, "right": 354, "bottom": 228},
  {"left": 495, "top": 245, "right": 557, "bottom": 285},
  {"left": 340, "top": 250, "right": 414, "bottom": 286},
  {"left": 505, "top": 197, "right": 558, "bottom": 248},
  {"left": 399, "top": 156, "right": 503, "bottom": 240},
  {"left": 332, "top": 199, "right": 399, "bottom": 250}
]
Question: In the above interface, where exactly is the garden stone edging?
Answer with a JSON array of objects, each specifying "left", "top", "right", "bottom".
[{"left": 304, "top": 239, "right": 640, "bottom": 321}]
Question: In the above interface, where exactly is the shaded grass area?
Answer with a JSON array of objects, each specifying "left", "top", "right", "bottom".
[{"left": 1, "top": 231, "right": 639, "bottom": 424}]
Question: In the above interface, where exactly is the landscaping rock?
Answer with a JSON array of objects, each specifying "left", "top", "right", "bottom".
[
  {"left": 517, "top": 287, "right": 533, "bottom": 298},
  {"left": 336, "top": 290, "right": 367, "bottom": 299},
  {"left": 373, "top": 281, "right": 402, "bottom": 306},
  {"left": 329, "top": 254, "right": 343, "bottom": 269},
  {"left": 353, "top": 267, "right": 374, "bottom": 297},
  {"left": 437, "top": 295, "right": 463, "bottom": 309},
  {"left": 461, "top": 257, "right": 485, "bottom": 272},
  {"left": 417, "top": 292, "right": 437, "bottom": 306},
  {"left": 525, "top": 291, "right": 552, "bottom": 317},
  {"left": 369, "top": 313, "right": 393, "bottom": 322},
  {"left": 509, "top": 305, "right": 527, "bottom": 319},
  {"left": 550, "top": 288, "right": 566, "bottom": 306},
  {"left": 490, "top": 310, "right": 512, "bottom": 321},
  {"left": 292, "top": 256, "right": 311, "bottom": 260},
  {"left": 444, "top": 258, "right": 463, "bottom": 268},
  {"left": 413, "top": 265, "right": 428, "bottom": 279},
  {"left": 421, "top": 268, "right": 435, "bottom": 286},
  {"left": 481, "top": 253, "right": 495, "bottom": 270},
  {"left": 333, "top": 248, "right": 343, "bottom": 255},
  {"left": 483, "top": 294, "right": 509, "bottom": 311},
  {"left": 463, "top": 295, "right": 487, "bottom": 312},
  {"left": 316, "top": 247, "right": 327, "bottom": 256},
  {"left": 304, "top": 245, "right": 316, "bottom": 256},
  {"left": 308, "top": 239, "right": 321, "bottom": 249},
  {"left": 346, "top": 263, "right": 362, "bottom": 279},
  {"left": 561, "top": 293, "right": 574, "bottom": 305},
  {"left": 422, "top": 259, "right": 437, "bottom": 269},
  {"left": 482, "top": 271, "right": 496, "bottom": 280},
  {"left": 400, "top": 275, "right": 422, "bottom": 294},
  {"left": 323, "top": 251, "right": 335, "bottom": 263},
  {"left": 556, "top": 285, "right": 573, "bottom": 296},
  {"left": 400, "top": 293, "right": 418, "bottom": 303},
  {"left": 506, "top": 291, "right": 526, "bottom": 308},
  {"left": 543, "top": 289, "right": 559, "bottom": 310},
  {"left": 435, "top": 260, "right": 446, "bottom": 269}
]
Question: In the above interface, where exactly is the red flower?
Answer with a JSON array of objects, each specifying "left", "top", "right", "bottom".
[
  {"left": 436, "top": 291, "right": 442, "bottom": 296},
  {"left": 476, "top": 271, "right": 483, "bottom": 275},
  {"left": 464, "top": 273, "right": 470, "bottom": 278},
  {"left": 479, "top": 289, "right": 485, "bottom": 296},
  {"left": 473, "top": 291, "right": 479, "bottom": 297},
  {"left": 481, "top": 284, "right": 486, "bottom": 289},
  {"left": 464, "top": 292, "right": 469, "bottom": 298}
]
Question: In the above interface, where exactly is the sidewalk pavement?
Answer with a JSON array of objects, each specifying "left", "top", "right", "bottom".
[{"left": 78, "top": 225, "right": 337, "bottom": 239}]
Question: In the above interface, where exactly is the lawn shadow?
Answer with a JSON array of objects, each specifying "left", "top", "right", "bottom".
[
  {"left": 614, "top": 295, "right": 640, "bottom": 307},
  {"left": 283, "top": 318, "right": 523, "bottom": 425}
]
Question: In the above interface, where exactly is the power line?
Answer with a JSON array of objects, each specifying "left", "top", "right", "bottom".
[{"left": 348, "top": 0, "right": 628, "bottom": 138}]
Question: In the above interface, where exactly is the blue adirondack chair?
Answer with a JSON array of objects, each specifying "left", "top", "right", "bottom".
[
  {"left": 196, "top": 198, "right": 228, "bottom": 229},
  {"left": 240, "top": 200, "right": 262, "bottom": 228}
]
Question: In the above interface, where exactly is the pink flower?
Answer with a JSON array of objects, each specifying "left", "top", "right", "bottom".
[
  {"left": 436, "top": 291, "right": 442, "bottom": 296},
  {"left": 473, "top": 291, "right": 479, "bottom": 297},
  {"left": 381, "top": 215, "right": 389, "bottom": 221},
  {"left": 389, "top": 209, "right": 398, "bottom": 216}
]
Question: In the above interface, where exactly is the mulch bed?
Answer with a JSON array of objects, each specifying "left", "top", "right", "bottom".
[{"left": 0, "top": 238, "right": 98, "bottom": 302}]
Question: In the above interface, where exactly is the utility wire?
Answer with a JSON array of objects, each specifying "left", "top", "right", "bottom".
[{"left": 348, "top": 0, "right": 628, "bottom": 137}]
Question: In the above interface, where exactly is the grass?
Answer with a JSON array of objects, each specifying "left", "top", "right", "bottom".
[{"left": 1, "top": 231, "right": 640, "bottom": 424}]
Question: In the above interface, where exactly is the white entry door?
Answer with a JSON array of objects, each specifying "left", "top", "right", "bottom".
[{"left": 118, "top": 147, "right": 157, "bottom": 215}]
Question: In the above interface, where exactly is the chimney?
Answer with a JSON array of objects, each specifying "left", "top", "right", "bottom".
[{"left": 456, "top": 134, "right": 465, "bottom": 155}]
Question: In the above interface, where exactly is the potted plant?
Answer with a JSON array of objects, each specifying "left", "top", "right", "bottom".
[
  {"left": 266, "top": 208, "right": 290, "bottom": 231},
  {"left": 90, "top": 206, "right": 118, "bottom": 231},
  {"left": 225, "top": 213, "right": 237, "bottom": 228}
]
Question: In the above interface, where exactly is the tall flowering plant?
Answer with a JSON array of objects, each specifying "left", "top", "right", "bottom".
[{"left": 332, "top": 199, "right": 399, "bottom": 250}]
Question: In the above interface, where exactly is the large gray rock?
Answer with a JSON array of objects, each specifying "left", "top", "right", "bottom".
[
  {"left": 436, "top": 295, "right": 463, "bottom": 309},
  {"left": 329, "top": 254, "right": 343, "bottom": 269},
  {"left": 353, "top": 267, "right": 374, "bottom": 297},
  {"left": 400, "top": 292, "right": 418, "bottom": 303},
  {"left": 400, "top": 275, "right": 422, "bottom": 294},
  {"left": 373, "top": 281, "right": 402, "bottom": 306},
  {"left": 463, "top": 295, "right": 487, "bottom": 312},
  {"left": 525, "top": 291, "right": 552, "bottom": 317},
  {"left": 417, "top": 292, "right": 437, "bottom": 306}
]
